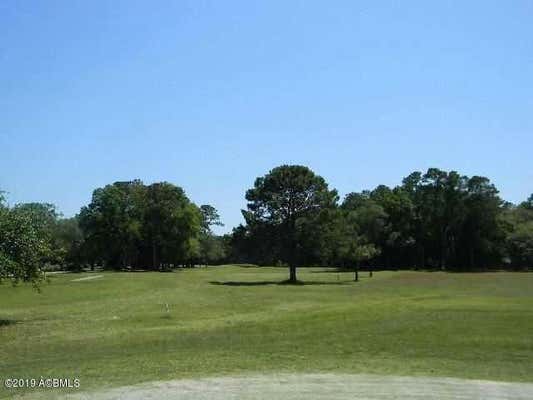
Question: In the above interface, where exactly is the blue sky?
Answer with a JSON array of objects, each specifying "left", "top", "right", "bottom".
[{"left": 1, "top": 1, "right": 532, "bottom": 234}]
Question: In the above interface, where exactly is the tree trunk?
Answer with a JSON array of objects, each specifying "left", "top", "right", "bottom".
[
  {"left": 287, "top": 216, "right": 298, "bottom": 283},
  {"left": 440, "top": 227, "right": 449, "bottom": 270},
  {"left": 289, "top": 264, "right": 297, "bottom": 283},
  {"left": 417, "top": 244, "right": 425, "bottom": 270},
  {"left": 152, "top": 240, "right": 158, "bottom": 270}
]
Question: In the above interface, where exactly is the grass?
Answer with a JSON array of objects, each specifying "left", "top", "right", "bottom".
[{"left": 1, "top": 266, "right": 532, "bottom": 398}]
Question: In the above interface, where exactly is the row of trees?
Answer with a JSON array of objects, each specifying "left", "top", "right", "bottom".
[
  {"left": 0, "top": 181, "right": 226, "bottom": 285},
  {"left": 1, "top": 165, "right": 532, "bottom": 285},
  {"left": 229, "top": 166, "right": 533, "bottom": 281}
]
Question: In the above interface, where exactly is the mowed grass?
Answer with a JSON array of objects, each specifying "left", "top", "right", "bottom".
[{"left": 1, "top": 266, "right": 532, "bottom": 398}]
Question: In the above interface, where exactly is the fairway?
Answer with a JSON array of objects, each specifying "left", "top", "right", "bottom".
[{"left": 1, "top": 266, "right": 532, "bottom": 398}]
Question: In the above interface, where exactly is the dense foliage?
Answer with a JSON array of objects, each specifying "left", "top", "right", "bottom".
[
  {"left": 0, "top": 167, "right": 531, "bottom": 285},
  {"left": 77, "top": 180, "right": 224, "bottom": 270},
  {"left": 243, "top": 165, "right": 338, "bottom": 281},
  {"left": 0, "top": 182, "right": 225, "bottom": 284},
  {"left": 0, "top": 196, "right": 48, "bottom": 286},
  {"left": 231, "top": 166, "right": 533, "bottom": 277}
]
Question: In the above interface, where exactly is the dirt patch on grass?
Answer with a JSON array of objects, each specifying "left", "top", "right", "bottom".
[
  {"left": 71, "top": 275, "right": 104, "bottom": 282},
  {"left": 32, "top": 374, "right": 533, "bottom": 400}
]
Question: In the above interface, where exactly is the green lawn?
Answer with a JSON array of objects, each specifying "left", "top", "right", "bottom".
[{"left": 1, "top": 266, "right": 532, "bottom": 398}]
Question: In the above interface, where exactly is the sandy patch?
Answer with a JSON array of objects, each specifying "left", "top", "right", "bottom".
[
  {"left": 71, "top": 275, "right": 104, "bottom": 282},
  {"left": 25, "top": 373, "right": 533, "bottom": 400}
]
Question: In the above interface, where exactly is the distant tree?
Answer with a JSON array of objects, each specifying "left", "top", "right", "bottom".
[
  {"left": 502, "top": 197, "right": 533, "bottom": 268},
  {"left": 79, "top": 180, "right": 201, "bottom": 270},
  {"left": 244, "top": 165, "right": 338, "bottom": 282},
  {"left": 371, "top": 186, "right": 415, "bottom": 268},
  {"left": 143, "top": 182, "right": 202, "bottom": 269},
  {"left": 198, "top": 205, "right": 225, "bottom": 266},
  {"left": 200, "top": 205, "right": 223, "bottom": 233},
  {"left": 395, "top": 169, "right": 505, "bottom": 270},
  {"left": 336, "top": 168, "right": 507, "bottom": 271},
  {"left": 352, "top": 243, "right": 380, "bottom": 281},
  {"left": 342, "top": 190, "right": 388, "bottom": 259},
  {"left": 460, "top": 176, "right": 505, "bottom": 269},
  {"left": 79, "top": 180, "right": 145, "bottom": 269},
  {"left": 54, "top": 217, "right": 85, "bottom": 271},
  {"left": 227, "top": 225, "right": 249, "bottom": 263},
  {"left": 199, "top": 235, "right": 226, "bottom": 265},
  {"left": 415, "top": 169, "right": 468, "bottom": 269},
  {"left": 507, "top": 221, "right": 533, "bottom": 268},
  {"left": 324, "top": 205, "right": 380, "bottom": 280}
]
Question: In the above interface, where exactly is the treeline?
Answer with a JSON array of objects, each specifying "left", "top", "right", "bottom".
[
  {"left": 0, "top": 181, "right": 226, "bottom": 284},
  {"left": 1, "top": 166, "right": 532, "bottom": 285},
  {"left": 229, "top": 166, "right": 533, "bottom": 280}
]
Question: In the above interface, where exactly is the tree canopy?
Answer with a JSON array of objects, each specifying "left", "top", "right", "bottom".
[
  {"left": 1, "top": 168, "right": 531, "bottom": 287},
  {"left": 231, "top": 166, "right": 532, "bottom": 273},
  {"left": 78, "top": 180, "right": 203, "bottom": 270},
  {"left": 244, "top": 165, "right": 338, "bottom": 282}
]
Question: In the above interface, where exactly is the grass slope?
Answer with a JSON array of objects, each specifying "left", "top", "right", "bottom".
[{"left": 1, "top": 266, "right": 532, "bottom": 398}]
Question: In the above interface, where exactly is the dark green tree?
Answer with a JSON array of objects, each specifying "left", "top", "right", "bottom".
[
  {"left": 54, "top": 217, "right": 85, "bottom": 271},
  {"left": 502, "top": 197, "right": 533, "bottom": 268},
  {"left": 79, "top": 180, "right": 202, "bottom": 270},
  {"left": 200, "top": 205, "right": 223, "bottom": 233},
  {"left": 244, "top": 165, "right": 338, "bottom": 282},
  {"left": 460, "top": 176, "right": 505, "bottom": 268},
  {"left": 79, "top": 180, "right": 145, "bottom": 269},
  {"left": 198, "top": 205, "right": 225, "bottom": 266},
  {"left": 144, "top": 182, "right": 202, "bottom": 269}
]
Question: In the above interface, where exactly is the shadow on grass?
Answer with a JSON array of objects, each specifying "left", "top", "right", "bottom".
[
  {"left": 309, "top": 268, "right": 379, "bottom": 274},
  {"left": 309, "top": 268, "right": 353, "bottom": 274},
  {"left": 210, "top": 280, "right": 349, "bottom": 286},
  {"left": 0, "top": 319, "right": 17, "bottom": 327}
]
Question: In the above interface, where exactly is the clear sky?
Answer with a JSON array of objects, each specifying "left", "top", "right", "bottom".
[{"left": 1, "top": 1, "right": 532, "bottom": 234}]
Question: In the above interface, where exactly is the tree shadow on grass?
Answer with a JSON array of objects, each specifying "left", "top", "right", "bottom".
[
  {"left": 0, "top": 319, "right": 17, "bottom": 327},
  {"left": 209, "top": 280, "right": 349, "bottom": 286},
  {"left": 309, "top": 268, "right": 352, "bottom": 274}
]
